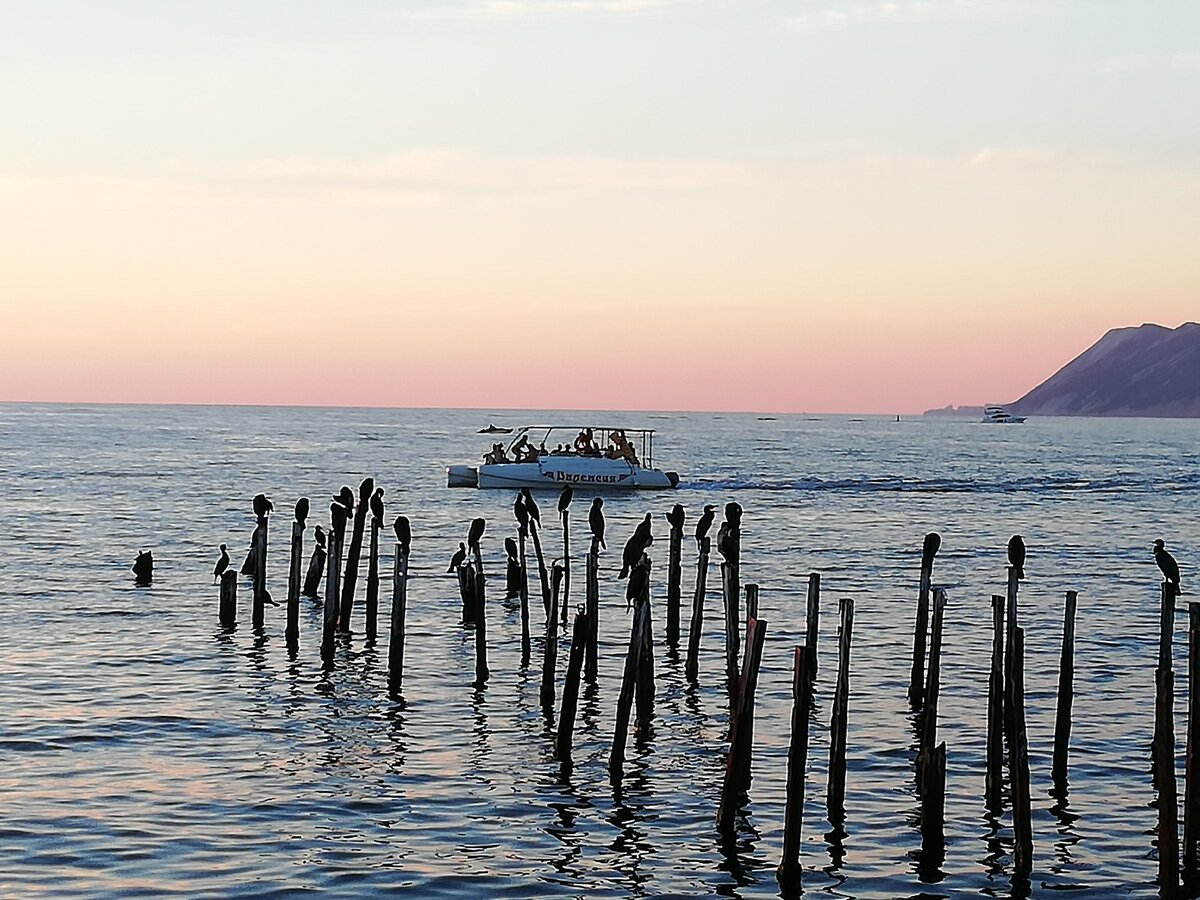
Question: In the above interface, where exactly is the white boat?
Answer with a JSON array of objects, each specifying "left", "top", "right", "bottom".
[
  {"left": 448, "top": 425, "right": 679, "bottom": 490},
  {"left": 981, "top": 405, "right": 1027, "bottom": 424}
]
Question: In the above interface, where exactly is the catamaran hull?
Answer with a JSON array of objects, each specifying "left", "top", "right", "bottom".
[{"left": 448, "top": 459, "right": 678, "bottom": 490}]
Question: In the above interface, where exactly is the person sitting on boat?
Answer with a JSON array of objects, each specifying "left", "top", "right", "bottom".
[
  {"left": 574, "top": 428, "right": 598, "bottom": 456},
  {"left": 511, "top": 435, "right": 538, "bottom": 462},
  {"left": 484, "top": 442, "right": 508, "bottom": 464},
  {"left": 611, "top": 429, "right": 638, "bottom": 464}
]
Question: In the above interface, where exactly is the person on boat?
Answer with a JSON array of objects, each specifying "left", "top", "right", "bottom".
[
  {"left": 537, "top": 442, "right": 549, "bottom": 459},
  {"left": 574, "top": 428, "right": 598, "bottom": 456},
  {"left": 611, "top": 429, "right": 638, "bottom": 464},
  {"left": 484, "top": 442, "right": 509, "bottom": 464},
  {"left": 511, "top": 435, "right": 538, "bottom": 463}
]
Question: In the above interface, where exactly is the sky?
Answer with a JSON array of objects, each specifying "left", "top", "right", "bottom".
[{"left": 1, "top": 0, "right": 1196, "bottom": 413}]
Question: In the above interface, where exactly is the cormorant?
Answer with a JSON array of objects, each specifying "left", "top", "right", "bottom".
[
  {"left": 589, "top": 497, "right": 606, "bottom": 549},
  {"left": 314, "top": 525, "right": 326, "bottom": 549},
  {"left": 514, "top": 492, "right": 530, "bottom": 530},
  {"left": 213, "top": 544, "right": 229, "bottom": 583},
  {"left": 717, "top": 522, "right": 734, "bottom": 563},
  {"left": 1155, "top": 539, "right": 1182, "bottom": 590},
  {"left": 521, "top": 488, "right": 541, "bottom": 528},
  {"left": 558, "top": 484, "right": 573, "bottom": 514},
  {"left": 695, "top": 504, "right": 715, "bottom": 545},
  {"left": 393, "top": 516, "right": 411, "bottom": 552},
  {"left": 358, "top": 477, "right": 375, "bottom": 505},
  {"left": 724, "top": 501, "right": 743, "bottom": 530},
  {"left": 336, "top": 486, "right": 355, "bottom": 512},
  {"left": 505, "top": 536, "right": 519, "bottom": 561},
  {"left": 448, "top": 542, "right": 467, "bottom": 573},
  {"left": 619, "top": 515, "right": 653, "bottom": 579},
  {"left": 132, "top": 550, "right": 154, "bottom": 585},
  {"left": 922, "top": 532, "right": 941, "bottom": 570},
  {"left": 295, "top": 497, "right": 310, "bottom": 525},
  {"left": 330, "top": 499, "right": 350, "bottom": 542},
  {"left": 468, "top": 517, "right": 486, "bottom": 549},
  {"left": 370, "top": 487, "right": 385, "bottom": 524},
  {"left": 666, "top": 503, "right": 685, "bottom": 532},
  {"left": 625, "top": 557, "right": 649, "bottom": 607},
  {"left": 1008, "top": 535, "right": 1026, "bottom": 580},
  {"left": 253, "top": 493, "right": 274, "bottom": 520}
]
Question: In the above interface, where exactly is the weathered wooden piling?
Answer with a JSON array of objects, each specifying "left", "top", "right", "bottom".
[
  {"left": 1161, "top": 582, "right": 1177, "bottom": 673},
  {"left": 666, "top": 510, "right": 684, "bottom": 646},
  {"left": 685, "top": 536, "right": 711, "bottom": 685},
  {"left": 286, "top": 514, "right": 304, "bottom": 641},
  {"left": 364, "top": 514, "right": 381, "bottom": 642},
  {"left": 745, "top": 583, "right": 759, "bottom": 621},
  {"left": 1004, "top": 566, "right": 1020, "bottom": 685},
  {"left": 560, "top": 495, "right": 572, "bottom": 628},
  {"left": 721, "top": 561, "right": 741, "bottom": 701},
  {"left": 251, "top": 519, "right": 268, "bottom": 629},
  {"left": 219, "top": 570, "right": 237, "bottom": 626},
  {"left": 585, "top": 545, "right": 599, "bottom": 682},
  {"left": 340, "top": 477, "right": 373, "bottom": 631},
  {"left": 609, "top": 595, "right": 650, "bottom": 776},
  {"left": 916, "top": 589, "right": 947, "bottom": 848},
  {"left": 985, "top": 594, "right": 1005, "bottom": 811},
  {"left": 530, "top": 518, "right": 552, "bottom": 617},
  {"left": 556, "top": 609, "right": 589, "bottom": 764},
  {"left": 388, "top": 536, "right": 410, "bottom": 693},
  {"left": 321, "top": 530, "right": 341, "bottom": 661},
  {"left": 908, "top": 534, "right": 939, "bottom": 706},
  {"left": 777, "top": 644, "right": 812, "bottom": 885},
  {"left": 919, "top": 588, "right": 947, "bottom": 763},
  {"left": 635, "top": 566, "right": 655, "bottom": 735},
  {"left": 518, "top": 524, "right": 532, "bottom": 666},
  {"left": 1007, "top": 625, "right": 1033, "bottom": 876},
  {"left": 827, "top": 597, "right": 855, "bottom": 823},
  {"left": 457, "top": 563, "right": 476, "bottom": 625},
  {"left": 1185, "top": 603, "right": 1200, "bottom": 873},
  {"left": 541, "top": 565, "right": 563, "bottom": 710},
  {"left": 1052, "top": 590, "right": 1078, "bottom": 785},
  {"left": 302, "top": 530, "right": 326, "bottom": 599},
  {"left": 473, "top": 562, "right": 490, "bottom": 687},
  {"left": 717, "top": 615, "right": 768, "bottom": 830},
  {"left": 804, "top": 573, "right": 820, "bottom": 681},
  {"left": 1158, "top": 664, "right": 1181, "bottom": 896}
]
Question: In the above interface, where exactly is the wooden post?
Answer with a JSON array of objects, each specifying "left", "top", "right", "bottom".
[
  {"left": 717, "top": 616, "right": 768, "bottom": 828},
  {"left": 518, "top": 525, "right": 531, "bottom": 667},
  {"left": 286, "top": 518, "right": 303, "bottom": 641},
  {"left": 251, "top": 519, "right": 268, "bottom": 629},
  {"left": 364, "top": 516, "right": 380, "bottom": 642},
  {"left": 745, "top": 583, "right": 759, "bottom": 621},
  {"left": 1004, "top": 567, "right": 1020, "bottom": 689},
  {"left": 458, "top": 564, "right": 475, "bottom": 625},
  {"left": 1008, "top": 626, "right": 1033, "bottom": 876},
  {"left": 1158, "top": 665, "right": 1182, "bottom": 896},
  {"left": 920, "top": 742, "right": 947, "bottom": 854},
  {"left": 985, "top": 594, "right": 1005, "bottom": 811},
  {"left": 560, "top": 508, "right": 571, "bottom": 628},
  {"left": 685, "top": 536, "right": 711, "bottom": 684},
  {"left": 470, "top": 541, "right": 488, "bottom": 687},
  {"left": 1162, "top": 582, "right": 1177, "bottom": 672},
  {"left": 804, "top": 573, "right": 820, "bottom": 681},
  {"left": 541, "top": 565, "right": 563, "bottom": 710},
  {"left": 1051, "top": 590, "right": 1078, "bottom": 785},
  {"left": 827, "top": 597, "right": 855, "bottom": 824},
  {"left": 667, "top": 515, "right": 683, "bottom": 646},
  {"left": 388, "top": 543, "right": 409, "bottom": 693},
  {"left": 777, "top": 644, "right": 812, "bottom": 886},
  {"left": 609, "top": 596, "right": 649, "bottom": 777},
  {"left": 302, "top": 534, "right": 325, "bottom": 599},
  {"left": 340, "top": 477, "right": 373, "bottom": 631},
  {"left": 321, "top": 531, "right": 341, "bottom": 661},
  {"left": 635, "top": 563, "right": 655, "bottom": 735},
  {"left": 919, "top": 589, "right": 947, "bottom": 760},
  {"left": 916, "top": 589, "right": 947, "bottom": 848},
  {"left": 908, "top": 556, "right": 934, "bottom": 706},
  {"left": 722, "top": 561, "right": 740, "bottom": 701},
  {"left": 1185, "top": 603, "right": 1200, "bottom": 873},
  {"left": 530, "top": 519, "right": 551, "bottom": 618},
  {"left": 219, "top": 570, "right": 237, "bottom": 626},
  {"left": 557, "top": 610, "right": 590, "bottom": 764},
  {"left": 585, "top": 545, "right": 599, "bottom": 682}
]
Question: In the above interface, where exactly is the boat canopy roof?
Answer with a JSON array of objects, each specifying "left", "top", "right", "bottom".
[{"left": 507, "top": 425, "right": 656, "bottom": 436}]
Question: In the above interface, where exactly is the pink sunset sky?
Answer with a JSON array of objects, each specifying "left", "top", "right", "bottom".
[{"left": 2, "top": 2, "right": 1196, "bottom": 414}]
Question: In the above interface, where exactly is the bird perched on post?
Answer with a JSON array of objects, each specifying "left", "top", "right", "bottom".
[
  {"left": 724, "top": 501, "right": 743, "bottom": 531},
  {"left": 922, "top": 532, "right": 941, "bottom": 570},
  {"left": 521, "top": 488, "right": 541, "bottom": 529},
  {"left": 625, "top": 557, "right": 649, "bottom": 607},
  {"left": 336, "top": 486, "right": 355, "bottom": 513},
  {"left": 1154, "top": 539, "right": 1182, "bottom": 591},
  {"left": 1008, "top": 535, "right": 1026, "bottom": 580},
  {"left": 370, "top": 487, "right": 385, "bottom": 525},
  {"left": 666, "top": 503, "right": 685, "bottom": 532},
  {"left": 448, "top": 542, "right": 467, "bottom": 573},
  {"left": 505, "top": 536, "right": 519, "bottom": 562},
  {"left": 558, "top": 485, "right": 573, "bottom": 514},
  {"left": 358, "top": 477, "right": 375, "bottom": 506},
  {"left": 717, "top": 522, "right": 734, "bottom": 564},
  {"left": 468, "top": 517, "right": 486, "bottom": 550},
  {"left": 589, "top": 497, "right": 606, "bottom": 550},
  {"left": 330, "top": 499, "right": 350, "bottom": 542},
  {"left": 695, "top": 504, "right": 715, "bottom": 546},
  {"left": 253, "top": 493, "right": 273, "bottom": 521},
  {"left": 314, "top": 525, "right": 326, "bottom": 549},
  {"left": 393, "top": 516, "right": 411, "bottom": 552},
  {"left": 295, "top": 497, "right": 309, "bottom": 526},
  {"left": 514, "top": 492, "right": 530, "bottom": 531},
  {"left": 213, "top": 544, "right": 229, "bottom": 583},
  {"left": 619, "top": 514, "right": 653, "bottom": 579}
]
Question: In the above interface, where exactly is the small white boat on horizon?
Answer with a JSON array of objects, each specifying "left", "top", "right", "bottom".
[
  {"left": 448, "top": 425, "right": 679, "bottom": 490},
  {"left": 982, "top": 405, "right": 1027, "bottom": 424}
]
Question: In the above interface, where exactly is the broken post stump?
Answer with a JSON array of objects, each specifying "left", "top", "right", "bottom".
[
  {"left": 1052, "top": 590, "right": 1078, "bottom": 786},
  {"left": 286, "top": 516, "right": 303, "bottom": 641},
  {"left": 365, "top": 514, "right": 381, "bottom": 642},
  {"left": 717, "top": 615, "right": 768, "bottom": 830},
  {"left": 609, "top": 595, "right": 650, "bottom": 777},
  {"left": 685, "top": 536, "right": 711, "bottom": 685},
  {"left": 827, "top": 597, "right": 854, "bottom": 824},
  {"left": 908, "top": 540, "right": 936, "bottom": 706},
  {"left": 388, "top": 542, "right": 409, "bottom": 694},
  {"left": 556, "top": 609, "right": 590, "bottom": 765},
  {"left": 777, "top": 644, "right": 812, "bottom": 886},
  {"left": 302, "top": 530, "right": 326, "bottom": 599},
  {"left": 219, "top": 570, "right": 237, "bottom": 626},
  {"left": 804, "top": 573, "right": 820, "bottom": 682}
]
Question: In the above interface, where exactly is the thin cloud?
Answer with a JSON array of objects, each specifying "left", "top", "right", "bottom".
[
  {"left": 788, "top": 0, "right": 996, "bottom": 29},
  {"left": 407, "top": 0, "right": 710, "bottom": 20}
]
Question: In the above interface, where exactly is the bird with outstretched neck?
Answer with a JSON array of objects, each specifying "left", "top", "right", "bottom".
[
  {"left": 448, "top": 542, "right": 467, "bottom": 573},
  {"left": 213, "top": 544, "right": 229, "bottom": 583},
  {"left": 695, "top": 505, "right": 715, "bottom": 547},
  {"left": 620, "top": 514, "right": 653, "bottom": 579},
  {"left": 1154, "top": 539, "right": 1182, "bottom": 592}
]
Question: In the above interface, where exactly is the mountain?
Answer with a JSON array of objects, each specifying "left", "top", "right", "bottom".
[{"left": 1010, "top": 322, "right": 1200, "bottom": 417}]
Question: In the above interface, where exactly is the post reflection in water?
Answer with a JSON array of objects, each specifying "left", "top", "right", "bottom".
[
  {"left": 716, "top": 804, "right": 762, "bottom": 898},
  {"left": 608, "top": 757, "right": 655, "bottom": 896}
]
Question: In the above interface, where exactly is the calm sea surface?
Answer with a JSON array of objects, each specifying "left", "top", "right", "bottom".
[{"left": 2, "top": 404, "right": 1198, "bottom": 899}]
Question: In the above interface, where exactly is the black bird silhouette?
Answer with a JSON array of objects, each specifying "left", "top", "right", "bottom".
[
  {"left": 724, "top": 501, "right": 743, "bottom": 530},
  {"left": 330, "top": 500, "right": 350, "bottom": 542},
  {"left": 514, "top": 492, "right": 530, "bottom": 530},
  {"left": 666, "top": 503, "right": 685, "bottom": 532},
  {"left": 589, "top": 497, "right": 606, "bottom": 549},
  {"left": 132, "top": 550, "right": 154, "bottom": 585},
  {"left": 717, "top": 522, "right": 734, "bottom": 563},
  {"left": 695, "top": 504, "right": 715, "bottom": 545},
  {"left": 468, "top": 517, "right": 486, "bottom": 549},
  {"left": 393, "top": 515, "right": 411, "bottom": 551},
  {"left": 620, "top": 514, "right": 653, "bottom": 579},
  {"left": 1155, "top": 539, "right": 1182, "bottom": 590},
  {"left": 625, "top": 557, "right": 649, "bottom": 607},
  {"left": 521, "top": 488, "right": 541, "bottom": 528},
  {"left": 295, "top": 497, "right": 309, "bottom": 525},
  {"left": 922, "top": 532, "right": 941, "bottom": 570},
  {"left": 1008, "top": 535, "right": 1026, "bottom": 580},
  {"left": 370, "top": 487, "right": 385, "bottom": 524},
  {"left": 213, "top": 543, "right": 229, "bottom": 582},
  {"left": 358, "top": 477, "right": 374, "bottom": 505},
  {"left": 448, "top": 542, "right": 467, "bottom": 573},
  {"left": 314, "top": 525, "right": 326, "bottom": 549},
  {"left": 558, "top": 484, "right": 573, "bottom": 514},
  {"left": 505, "top": 536, "right": 519, "bottom": 561},
  {"left": 253, "top": 493, "right": 273, "bottom": 520},
  {"left": 336, "top": 486, "right": 355, "bottom": 512}
]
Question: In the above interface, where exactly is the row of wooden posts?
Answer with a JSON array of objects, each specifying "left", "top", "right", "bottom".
[{"left": 217, "top": 483, "right": 1193, "bottom": 892}]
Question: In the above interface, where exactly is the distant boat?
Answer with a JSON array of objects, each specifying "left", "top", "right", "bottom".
[
  {"left": 981, "top": 405, "right": 1027, "bottom": 424},
  {"left": 478, "top": 423, "right": 513, "bottom": 434}
]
